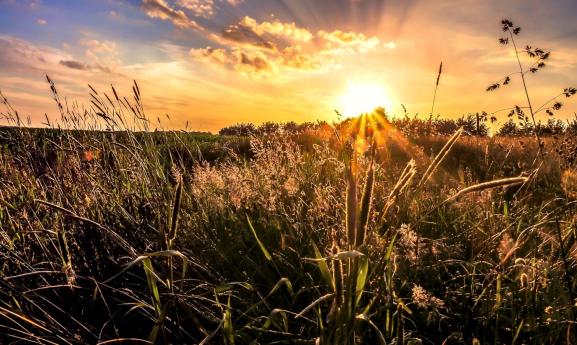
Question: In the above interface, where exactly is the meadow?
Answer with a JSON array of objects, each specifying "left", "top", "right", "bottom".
[{"left": 2, "top": 76, "right": 577, "bottom": 345}]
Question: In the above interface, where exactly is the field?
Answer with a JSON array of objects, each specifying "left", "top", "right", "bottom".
[{"left": 2, "top": 88, "right": 577, "bottom": 345}]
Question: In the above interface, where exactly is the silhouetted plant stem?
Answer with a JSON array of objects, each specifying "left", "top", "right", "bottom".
[
  {"left": 508, "top": 30, "right": 544, "bottom": 159},
  {"left": 429, "top": 62, "right": 443, "bottom": 131}
]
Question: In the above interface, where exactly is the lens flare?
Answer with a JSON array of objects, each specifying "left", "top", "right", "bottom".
[{"left": 338, "top": 82, "right": 393, "bottom": 118}]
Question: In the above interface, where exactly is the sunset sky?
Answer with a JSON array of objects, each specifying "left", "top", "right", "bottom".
[{"left": 1, "top": 0, "right": 576, "bottom": 132}]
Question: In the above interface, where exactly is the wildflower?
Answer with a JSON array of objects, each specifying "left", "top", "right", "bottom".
[
  {"left": 397, "top": 224, "right": 419, "bottom": 263},
  {"left": 82, "top": 149, "right": 100, "bottom": 162},
  {"left": 83, "top": 150, "right": 94, "bottom": 161},
  {"left": 411, "top": 284, "right": 445, "bottom": 311}
]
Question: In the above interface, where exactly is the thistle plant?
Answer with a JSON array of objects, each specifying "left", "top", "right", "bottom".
[{"left": 487, "top": 19, "right": 577, "bottom": 158}]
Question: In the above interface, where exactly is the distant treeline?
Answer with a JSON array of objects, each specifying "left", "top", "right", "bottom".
[{"left": 219, "top": 108, "right": 577, "bottom": 137}]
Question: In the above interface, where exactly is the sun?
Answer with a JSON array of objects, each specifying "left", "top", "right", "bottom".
[{"left": 338, "top": 82, "right": 393, "bottom": 118}]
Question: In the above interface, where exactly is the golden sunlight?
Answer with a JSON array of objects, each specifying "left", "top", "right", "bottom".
[{"left": 338, "top": 82, "right": 393, "bottom": 118}]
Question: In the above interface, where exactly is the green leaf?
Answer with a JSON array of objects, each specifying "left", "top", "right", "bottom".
[
  {"left": 245, "top": 277, "right": 293, "bottom": 314},
  {"left": 356, "top": 314, "right": 386, "bottom": 345},
  {"left": 261, "top": 309, "right": 289, "bottom": 333},
  {"left": 356, "top": 256, "right": 369, "bottom": 304},
  {"left": 296, "top": 293, "right": 335, "bottom": 319},
  {"left": 215, "top": 282, "right": 254, "bottom": 294},
  {"left": 392, "top": 291, "right": 413, "bottom": 315},
  {"left": 148, "top": 303, "right": 169, "bottom": 343},
  {"left": 267, "top": 277, "right": 293, "bottom": 297},
  {"left": 223, "top": 295, "right": 235, "bottom": 345},
  {"left": 385, "top": 233, "right": 398, "bottom": 262},
  {"left": 142, "top": 257, "right": 161, "bottom": 315},
  {"left": 103, "top": 250, "right": 186, "bottom": 284},
  {"left": 247, "top": 216, "right": 272, "bottom": 261},
  {"left": 312, "top": 242, "right": 334, "bottom": 291},
  {"left": 494, "top": 272, "right": 502, "bottom": 311},
  {"left": 512, "top": 319, "right": 524, "bottom": 345}
]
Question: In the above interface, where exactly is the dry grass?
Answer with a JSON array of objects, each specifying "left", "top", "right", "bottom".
[{"left": 1, "top": 80, "right": 577, "bottom": 344}]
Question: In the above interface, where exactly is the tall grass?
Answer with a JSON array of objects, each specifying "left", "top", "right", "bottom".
[{"left": 1, "top": 76, "right": 577, "bottom": 344}]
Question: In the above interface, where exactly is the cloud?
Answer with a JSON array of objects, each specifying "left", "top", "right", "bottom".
[
  {"left": 0, "top": 34, "right": 132, "bottom": 127},
  {"left": 190, "top": 46, "right": 275, "bottom": 76},
  {"left": 28, "top": 0, "right": 40, "bottom": 9},
  {"left": 218, "top": 16, "right": 314, "bottom": 51},
  {"left": 189, "top": 46, "right": 229, "bottom": 65},
  {"left": 239, "top": 16, "right": 313, "bottom": 43},
  {"left": 79, "top": 38, "right": 121, "bottom": 67},
  {"left": 80, "top": 39, "right": 116, "bottom": 54},
  {"left": 36, "top": 18, "right": 47, "bottom": 25},
  {"left": 281, "top": 45, "right": 322, "bottom": 70},
  {"left": 190, "top": 44, "right": 323, "bottom": 75},
  {"left": 173, "top": 0, "right": 245, "bottom": 18},
  {"left": 318, "top": 30, "right": 380, "bottom": 55},
  {"left": 0, "top": 35, "right": 121, "bottom": 76},
  {"left": 0, "top": 35, "right": 65, "bottom": 68},
  {"left": 233, "top": 49, "right": 275, "bottom": 74},
  {"left": 141, "top": 0, "right": 201, "bottom": 30},
  {"left": 58, "top": 59, "right": 116, "bottom": 74},
  {"left": 59, "top": 60, "right": 89, "bottom": 70},
  {"left": 221, "top": 21, "right": 277, "bottom": 50},
  {"left": 190, "top": 16, "right": 380, "bottom": 76},
  {"left": 177, "top": 0, "right": 215, "bottom": 18}
]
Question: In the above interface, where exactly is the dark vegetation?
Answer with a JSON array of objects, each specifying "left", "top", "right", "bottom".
[{"left": 219, "top": 108, "right": 577, "bottom": 138}]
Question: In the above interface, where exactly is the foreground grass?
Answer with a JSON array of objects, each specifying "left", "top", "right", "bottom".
[{"left": 2, "top": 86, "right": 577, "bottom": 344}]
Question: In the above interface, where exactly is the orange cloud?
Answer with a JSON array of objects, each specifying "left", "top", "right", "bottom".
[
  {"left": 232, "top": 49, "right": 275, "bottom": 75},
  {"left": 190, "top": 17, "right": 380, "bottom": 76},
  {"left": 219, "top": 16, "right": 315, "bottom": 51},
  {"left": 176, "top": 0, "right": 215, "bottom": 18},
  {"left": 281, "top": 45, "right": 323, "bottom": 70},
  {"left": 189, "top": 46, "right": 229, "bottom": 65},
  {"left": 141, "top": 0, "right": 202, "bottom": 30},
  {"left": 221, "top": 21, "right": 277, "bottom": 50},
  {"left": 189, "top": 46, "right": 276, "bottom": 76},
  {"left": 318, "top": 30, "right": 380, "bottom": 55},
  {"left": 239, "top": 16, "right": 314, "bottom": 42}
]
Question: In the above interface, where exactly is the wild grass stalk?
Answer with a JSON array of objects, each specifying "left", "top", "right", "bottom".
[
  {"left": 444, "top": 176, "right": 528, "bottom": 202},
  {"left": 430, "top": 62, "right": 443, "bottom": 121},
  {"left": 417, "top": 127, "right": 463, "bottom": 187}
]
